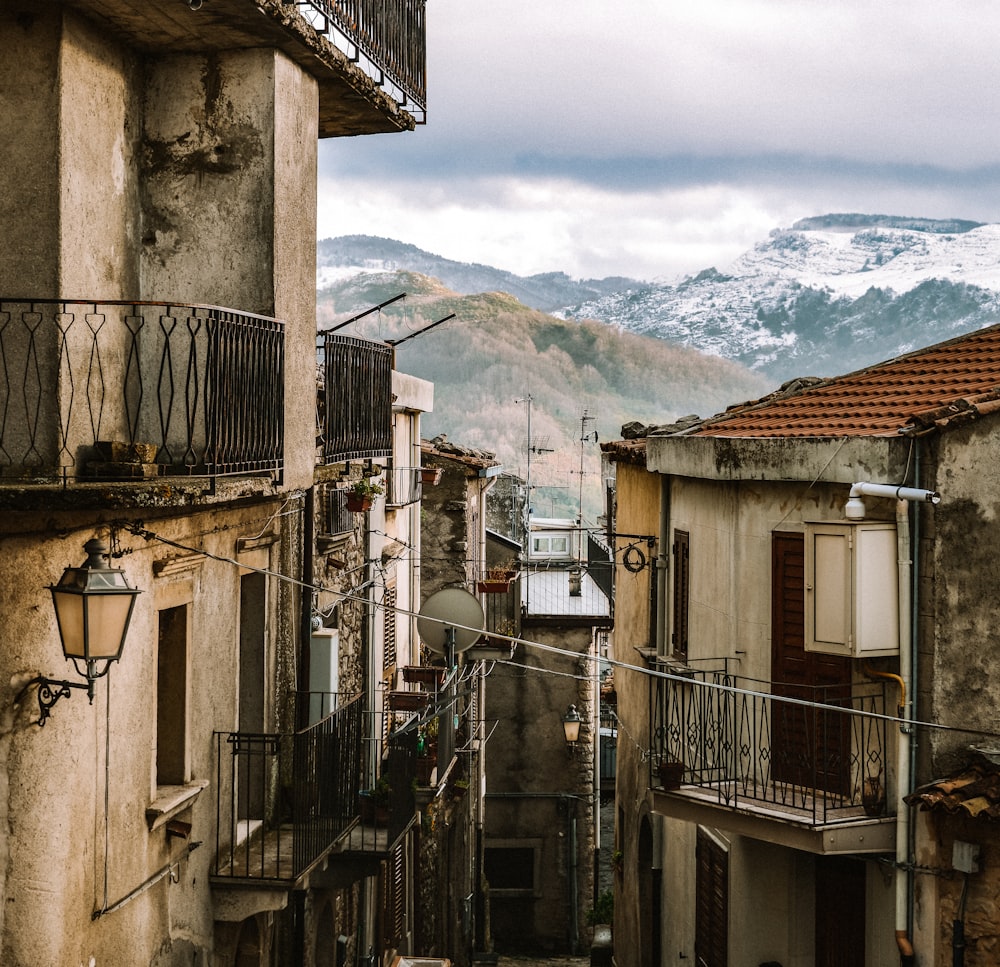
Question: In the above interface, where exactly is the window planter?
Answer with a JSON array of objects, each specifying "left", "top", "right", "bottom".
[
  {"left": 388, "top": 690, "right": 431, "bottom": 712},
  {"left": 477, "top": 579, "right": 512, "bottom": 594},
  {"left": 346, "top": 494, "right": 373, "bottom": 513},
  {"left": 401, "top": 665, "right": 446, "bottom": 688},
  {"left": 420, "top": 467, "right": 443, "bottom": 486}
]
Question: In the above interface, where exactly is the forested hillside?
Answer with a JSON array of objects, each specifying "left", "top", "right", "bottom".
[{"left": 318, "top": 273, "right": 769, "bottom": 519}]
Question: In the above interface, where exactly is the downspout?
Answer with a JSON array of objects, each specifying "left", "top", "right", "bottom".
[
  {"left": 569, "top": 801, "right": 579, "bottom": 953},
  {"left": 847, "top": 478, "right": 941, "bottom": 967},
  {"left": 895, "top": 498, "right": 916, "bottom": 967}
]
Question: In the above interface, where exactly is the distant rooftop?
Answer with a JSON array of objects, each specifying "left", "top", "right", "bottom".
[{"left": 522, "top": 567, "right": 611, "bottom": 623}]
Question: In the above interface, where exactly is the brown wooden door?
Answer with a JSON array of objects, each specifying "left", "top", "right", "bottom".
[
  {"left": 815, "top": 856, "right": 865, "bottom": 967},
  {"left": 771, "top": 533, "right": 851, "bottom": 795}
]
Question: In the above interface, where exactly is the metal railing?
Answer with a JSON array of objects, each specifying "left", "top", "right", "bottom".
[
  {"left": 650, "top": 668, "right": 891, "bottom": 824},
  {"left": 286, "top": 0, "right": 427, "bottom": 114},
  {"left": 0, "top": 299, "right": 284, "bottom": 482},
  {"left": 316, "top": 332, "right": 391, "bottom": 464},
  {"left": 213, "top": 693, "right": 362, "bottom": 883}
]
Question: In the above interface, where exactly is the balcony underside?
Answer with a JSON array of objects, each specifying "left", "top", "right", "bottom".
[
  {"left": 650, "top": 783, "right": 895, "bottom": 855},
  {"left": 60, "top": 0, "right": 418, "bottom": 135}
]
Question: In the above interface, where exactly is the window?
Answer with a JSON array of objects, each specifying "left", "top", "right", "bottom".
[
  {"left": 484, "top": 840, "right": 542, "bottom": 896},
  {"left": 672, "top": 529, "right": 690, "bottom": 660},
  {"left": 157, "top": 605, "right": 189, "bottom": 786}
]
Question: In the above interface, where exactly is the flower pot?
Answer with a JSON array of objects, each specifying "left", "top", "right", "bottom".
[
  {"left": 415, "top": 756, "right": 436, "bottom": 786},
  {"left": 401, "top": 665, "right": 446, "bottom": 688},
  {"left": 657, "top": 760, "right": 685, "bottom": 790},
  {"left": 420, "top": 467, "right": 443, "bottom": 486},
  {"left": 346, "top": 494, "right": 372, "bottom": 513},
  {"left": 477, "top": 580, "right": 511, "bottom": 594}
]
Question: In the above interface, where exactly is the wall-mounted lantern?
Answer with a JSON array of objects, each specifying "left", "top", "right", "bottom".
[
  {"left": 24, "top": 538, "right": 141, "bottom": 726},
  {"left": 562, "top": 704, "right": 582, "bottom": 751}
]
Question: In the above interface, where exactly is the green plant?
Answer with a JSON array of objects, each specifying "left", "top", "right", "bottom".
[
  {"left": 373, "top": 774, "right": 391, "bottom": 805},
  {"left": 350, "top": 476, "right": 384, "bottom": 498},
  {"left": 486, "top": 558, "right": 518, "bottom": 580},
  {"left": 586, "top": 888, "right": 614, "bottom": 926}
]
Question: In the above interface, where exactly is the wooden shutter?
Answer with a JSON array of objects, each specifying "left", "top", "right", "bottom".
[
  {"left": 381, "top": 842, "right": 406, "bottom": 947},
  {"left": 383, "top": 584, "right": 397, "bottom": 674},
  {"left": 672, "top": 530, "right": 690, "bottom": 659},
  {"left": 695, "top": 828, "right": 728, "bottom": 967}
]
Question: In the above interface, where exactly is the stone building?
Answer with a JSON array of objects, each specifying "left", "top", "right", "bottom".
[
  {"left": 0, "top": 1, "right": 429, "bottom": 965},
  {"left": 483, "top": 517, "right": 612, "bottom": 956},
  {"left": 603, "top": 324, "right": 1000, "bottom": 967},
  {"left": 416, "top": 436, "right": 503, "bottom": 964}
]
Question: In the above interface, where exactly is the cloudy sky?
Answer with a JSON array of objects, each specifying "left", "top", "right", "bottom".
[{"left": 317, "top": 0, "right": 1000, "bottom": 281}]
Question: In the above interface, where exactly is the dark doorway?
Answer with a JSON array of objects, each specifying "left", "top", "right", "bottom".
[{"left": 815, "top": 856, "right": 865, "bottom": 967}]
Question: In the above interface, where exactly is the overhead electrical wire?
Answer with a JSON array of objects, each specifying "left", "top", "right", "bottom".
[{"left": 121, "top": 521, "right": 1000, "bottom": 744}]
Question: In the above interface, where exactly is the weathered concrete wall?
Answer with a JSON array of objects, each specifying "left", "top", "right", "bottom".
[
  {"left": 141, "top": 47, "right": 319, "bottom": 491},
  {"left": 0, "top": 6, "right": 142, "bottom": 297},
  {"left": 1, "top": 499, "right": 297, "bottom": 965},
  {"left": 606, "top": 460, "right": 660, "bottom": 967},
  {"left": 486, "top": 622, "right": 595, "bottom": 954}
]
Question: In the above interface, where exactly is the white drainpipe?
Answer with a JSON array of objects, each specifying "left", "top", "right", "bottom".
[{"left": 846, "top": 482, "right": 937, "bottom": 966}]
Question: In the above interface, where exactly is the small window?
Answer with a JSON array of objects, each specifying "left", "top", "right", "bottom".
[
  {"left": 484, "top": 841, "right": 541, "bottom": 896},
  {"left": 157, "top": 605, "right": 188, "bottom": 786},
  {"left": 672, "top": 529, "right": 690, "bottom": 660}
]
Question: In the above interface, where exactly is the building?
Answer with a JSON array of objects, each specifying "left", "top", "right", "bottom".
[
  {"left": 415, "top": 436, "right": 504, "bottom": 964},
  {"left": 483, "top": 516, "right": 612, "bottom": 955},
  {"left": 604, "top": 325, "right": 1000, "bottom": 967},
  {"left": 0, "top": 1, "right": 428, "bottom": 964}
]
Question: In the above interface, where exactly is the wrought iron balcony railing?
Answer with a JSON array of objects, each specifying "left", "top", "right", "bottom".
[
  {"left": 212, "top": 693, "right": 362, "bottom": 884},
  {"left": 316, "top": 331, "right": 391, "bottom": 465},
  {"left": 0, "top": 299, "right": 284, "bottom": 482},
  {"left": 650, "top": 668, "right": 891, "bottom": 825},
  {"left": 287, "top": 0, "right": 427, "bottom": 116}
]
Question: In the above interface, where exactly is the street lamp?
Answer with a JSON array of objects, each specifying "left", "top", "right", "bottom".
[
  {"left": 25, "top": 538, "right": 141, "bottom": 726},
  {"left": 562, "top": 704, "right": 582, "bottom": 751}
]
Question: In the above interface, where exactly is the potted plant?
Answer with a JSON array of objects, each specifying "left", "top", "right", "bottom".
[
  {"left": 477, "top": 558, "right": 518, "bottom": 593},
  {"left": 345, "top": 476, "right": 384, "bottom": 513},
  {"left": 360, "top": 775, "right": 391, "bottom": 824}
]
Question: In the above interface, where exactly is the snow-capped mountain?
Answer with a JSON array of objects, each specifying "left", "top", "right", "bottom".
[{"left": 559, "top": 215, "right": 1000, "bottom": 380}]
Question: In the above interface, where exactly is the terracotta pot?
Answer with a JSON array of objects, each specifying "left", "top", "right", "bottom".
[
  {"left": 420, "top": 467, "right": 443, "bottom": 486},
  {"left": 476, "top": 580, "right": 511, "bottom": 594},
  {"left": 346, "top": 494, "right": 372, "bottom": 513}
]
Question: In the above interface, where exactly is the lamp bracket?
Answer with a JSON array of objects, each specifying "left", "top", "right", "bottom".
[{"left": 20, "top": 676, "right": 93, "bottom": 727}]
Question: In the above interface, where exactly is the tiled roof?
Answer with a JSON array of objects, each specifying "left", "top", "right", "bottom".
[
  {"left": 904, "top": 755, "right": 1000, "bottom": 820},
  {"left": 688, "top": 323, "right": 1000, "bottom": 438}
]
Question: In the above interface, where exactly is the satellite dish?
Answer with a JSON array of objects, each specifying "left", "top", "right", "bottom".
[{"left": 417, "top": 588, "right": 485, "bottom": 655}]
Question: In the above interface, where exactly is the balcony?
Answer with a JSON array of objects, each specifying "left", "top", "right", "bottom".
[
  {"left": 61, "top": 0, "right": 425, "bottom": 134},
  {"left": 316, "top": 332, "right": 391, "bottom": 466},
  {"left": 0, "top": 299, "right": 283, "bottom": 489},
  {"left": 649, "top": 667, "right": 896, "bottom": 854},
  {"left": 212, "top": 693, "right": 364, "bottom": 887},
  {"left": 212, "top": 693, "right": 424, "bottom": 890}
]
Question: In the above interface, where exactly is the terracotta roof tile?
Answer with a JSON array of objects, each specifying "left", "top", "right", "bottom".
[
  {"left": 689, "top": 323, "right": 1000, "bottom": 438},
  {"left": 904, "top": 757, "right": 1000, "bottom": 821}
]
